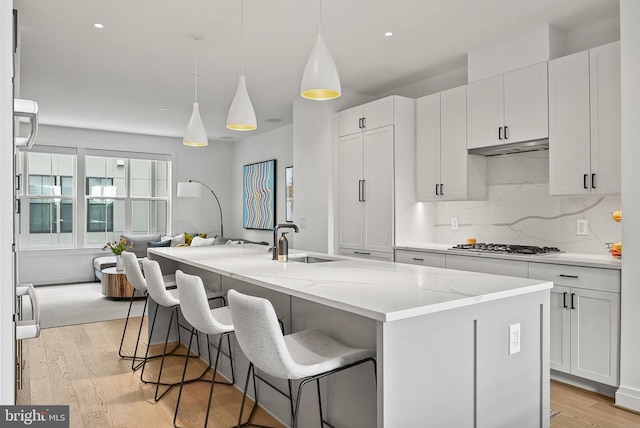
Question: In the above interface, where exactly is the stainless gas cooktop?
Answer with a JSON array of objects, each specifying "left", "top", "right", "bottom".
[{"left": 449, "top": 243, "right": 563, "bottom": 256}]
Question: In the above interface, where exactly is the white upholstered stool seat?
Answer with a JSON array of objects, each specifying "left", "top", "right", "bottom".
[
  {"left": 227, "top": 289, "right": 376, "bottom": 428},
  {"left": 120, "top": 251, "right": 179, "bottom": 370},
  {"left": 141, "top": 258, "right": 224, "bottom": 402},
  {"left": 173, "top": 270, "right": 235, "bottom": 428}
]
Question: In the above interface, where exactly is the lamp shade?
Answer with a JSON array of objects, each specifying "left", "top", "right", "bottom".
[
  {"left": 227, "top": 75, "right": 257, "bottom": 131},
  {"left": 176, "top": 181, "right": 202, "bottom": 198},
  {"left": 300, "top": 24, "right": 341, "bottom": 100},
  {"left": 183, "top": 102, "right": 208, "bottom": 147}
]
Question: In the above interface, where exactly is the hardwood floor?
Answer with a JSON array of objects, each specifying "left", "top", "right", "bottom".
[
  {"left": 17, "top": 318, "right": 640, "bottom": 427},
  {"left": 16, "top": 317, "right": 284, "bottom": 428}
]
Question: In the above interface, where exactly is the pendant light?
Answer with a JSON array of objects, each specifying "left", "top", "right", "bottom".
[
  {"left": 183, "top": 54, "right": 208, "bottom": 147},
  {"left": 227, "top": 0, "right": 257, "bottom": 131},
  {"left": 300, "top": 0, "right": 341, "bottom": 100}
]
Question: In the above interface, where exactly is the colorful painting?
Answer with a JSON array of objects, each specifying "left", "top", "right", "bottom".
[{"left": 243, "top": 159, "right": 276, "bottom": 230}]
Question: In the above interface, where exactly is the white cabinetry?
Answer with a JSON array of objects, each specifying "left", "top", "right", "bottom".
[
  {"left": 548, "top": 41, "right": 621, "bottom": 195},
  {"left": 529, "top": 263, "right": 620, "bottom": 386},
  {"left": 394, "top": 249, "right": 446, "bottom": 268},
  {"left": 467, "top": 61, "right": 548, "bottom": 150},
  {"left": 416, "top": 86, "right": 486, "bottom": 201},
  {"left": 337, "top": 96, "right": 414, "bottom": 258}
]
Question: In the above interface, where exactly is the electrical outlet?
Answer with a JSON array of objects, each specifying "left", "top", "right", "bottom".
[
  {"left": 451, "top": 217, "right": 459, "bottom": 231},
  {"left": 299, "top": 217, "right": 307, "bottom": 229},
  {"left": 509, "top": 323, "right": 521, "bottom": 355},
  {"left": 576, "top": 219, "right": 588, "bottom": 236}
]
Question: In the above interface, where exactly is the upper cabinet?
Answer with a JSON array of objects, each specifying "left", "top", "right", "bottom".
[
  {"left": 467, "top": 61, "right": 549, "bottom": 150},
  {"left": 337, "top": 97, "right": 395, "bottom": 137},
  {"left": 549, "top": 41, "right": 621, "bottom": 196},
  {"left": 416, "top": 86, "right": 486, "bottom": 201}
]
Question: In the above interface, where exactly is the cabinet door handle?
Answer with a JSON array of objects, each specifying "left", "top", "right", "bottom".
[
  {"left": 358, "top": 180, "right": 363, "bottom": 202},
  {"left": 498, "top": 126, "right": 503, "bottom": 140},
  {"left": 504, "top": 126, "right": 509, "bottom": 140},
  {"left": 354, "top": 251, "right": 371, "bottom": 255},
  {"left": 591, "top": 173, "right": 596, "bottom": 189},
  {"left": 358, "top": 118, "right": 362, "bottom": 129},
  {"left": 361, "top": 180, "right": 366, "bottom": 202},
  {"left": 559, "top": 274, "right": 578, "bottom": 279},
  {"left": 583, "top": 174, "right": 588, "bottom": 189},
  {"left": 435, "top": 184, "right": 439, "bottom": 196},
  {"left": 361, "top": 117, "right": 366, "bottom": 129},
  {"left": 562, "top": 291, "right": 568, "bottom": 309},
  {"left": 571, "top": 293, "right": 576, "bottom": 310},
  {"left": 412, "top": 257, "right": 424, "bottom": 262},
  {"left": 440, "top": 183, "right": 444, "bottom": 196}
]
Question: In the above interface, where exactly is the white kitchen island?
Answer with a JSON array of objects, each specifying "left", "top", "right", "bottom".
[{"left": 148, "top": 244, "right": 552, "bottom": 428}]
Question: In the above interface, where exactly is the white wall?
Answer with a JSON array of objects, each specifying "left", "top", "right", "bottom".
[
  {"left": 0, "top": 0, "right": 15, "bottom": 404},
  {"left": 616, "top": 0, "right": 640, "bottom": 413},
  {"left": 230, "top": 124, "right": 293, "bottom": 247}
]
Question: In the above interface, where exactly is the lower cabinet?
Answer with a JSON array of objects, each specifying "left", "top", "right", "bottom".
[
  {"left": 530, "top": 264, "right": 620, "bottom": 387},
  {"left": 340, "top": 247, "right": 394, "bottom": 262},
  {"left": 394, "top": 249, "right": 445, "bottom": 268}
]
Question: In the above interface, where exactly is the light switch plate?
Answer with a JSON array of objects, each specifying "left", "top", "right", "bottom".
[
  {"left": 451, "top": 217, "right": 459, "bottom": 231},
  {"left": 576, "top": 219, "right": 588, "bottom": 236},
  {"left": 509, "top": 323, "right": 521, "bottom": 355}
]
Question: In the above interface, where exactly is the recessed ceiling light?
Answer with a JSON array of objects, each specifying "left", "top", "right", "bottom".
[
  {"left": 159, "top": 107, "right": 167, "bottom": 111},
  {"left": 384, "top": 31, "right": 393, "bottom": 37},
  {"left": 94, "top": 23, "right": 104, "bottom": 29},
  {"left": 220, "top": 136, "right": 234, "bottom": 140}
]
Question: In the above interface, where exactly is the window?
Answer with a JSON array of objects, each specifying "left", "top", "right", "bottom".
[
  {"left": 84, "top": 154, "right": 170, "bottom": 246},
  {"left": 20, "top": 152, "right": 75, "bottom": 247},
  {"left": 17, "top": 148, "right": 171, "bottom": 249}
]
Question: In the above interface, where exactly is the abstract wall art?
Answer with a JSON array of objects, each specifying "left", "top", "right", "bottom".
[{"left": 243, "top": 159, "right": 276, "bottom": 230}]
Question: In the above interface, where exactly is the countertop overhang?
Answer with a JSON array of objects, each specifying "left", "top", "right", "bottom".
[{"left": 149, "top": 245, "right": 552, "bottom": 322}]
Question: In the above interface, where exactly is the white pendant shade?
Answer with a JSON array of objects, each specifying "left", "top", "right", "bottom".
[
  {"left": 183, "top": 102, "right": 208, "bottom": 146},
  {"left": 301, "top": 24, "right": 341, "bottom": 100},
  {"left": 227, "top": 75, "right": 257, "bottom": 131}
]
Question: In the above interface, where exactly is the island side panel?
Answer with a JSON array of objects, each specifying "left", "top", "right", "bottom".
[
  {"left": 379, "top": 309, "right": 476, "bottom": 426},
  {"left": 379, "top": 290, "right": 550, "bottom": 428}
]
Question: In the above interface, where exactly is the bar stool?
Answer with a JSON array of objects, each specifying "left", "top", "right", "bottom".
[
  {"left": 120, "top": 251, "right": 178, "bottom": 371},
  {"left": 173, "top": 270, "right": 235, "bottom": 428},
  {"left": 141, "top": 259, "right": 225, "bottom": 402},
  {"left": 227, "top": 289, "right": 377, "bottom": 428}
]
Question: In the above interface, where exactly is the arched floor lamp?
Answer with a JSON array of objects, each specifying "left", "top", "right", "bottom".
[{"left": 177, "top": 180, "right": 224, "bottom": 237}]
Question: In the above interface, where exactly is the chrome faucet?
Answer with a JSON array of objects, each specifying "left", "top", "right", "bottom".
[{"left": 273, "top": 223, "right": 299, "bottom": 260}]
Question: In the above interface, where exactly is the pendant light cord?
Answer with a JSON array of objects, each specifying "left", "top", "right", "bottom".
[
  {"left": 240, "top": 0, "right": 245, "bottom": 75},
  {"left": 194, "top": 56, "right": 198, "bottom": 103}
]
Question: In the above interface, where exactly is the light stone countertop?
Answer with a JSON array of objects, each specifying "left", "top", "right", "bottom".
[
  {"left": 395, "top": 243, "right": 622, "bottom": 270},
  {"left": 149, "top": 244, "right": 552, "bottom": 322}
]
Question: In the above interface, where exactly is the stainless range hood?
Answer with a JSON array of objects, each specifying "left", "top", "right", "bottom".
[{"left": 468, "top": 139, "right": 549, "bottom": 156}]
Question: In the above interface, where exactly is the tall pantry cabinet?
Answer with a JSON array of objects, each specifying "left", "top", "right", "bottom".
[
  {"left": 336, "top": 96, "right": 415, "bottom": 261},
  {"left": 548, "top": 41, "right": 621, "bottom": 195}
]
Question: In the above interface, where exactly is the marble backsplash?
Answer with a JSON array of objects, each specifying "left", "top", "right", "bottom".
[{"left": 419, "top": 151, "right": 621, "bottom": 256}]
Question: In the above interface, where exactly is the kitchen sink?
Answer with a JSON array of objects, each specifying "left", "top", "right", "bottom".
[{"left": 288, "top": 255, "right": 340, "bottom": 264}]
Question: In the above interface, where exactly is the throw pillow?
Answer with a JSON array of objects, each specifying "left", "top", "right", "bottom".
[
  {"left": 190, "top": 236, "right": 216, "bottom": 247},
  {"left": 162, "top": 233, "right": 185, "bottom": 247},
  {"left": 184, "top": 232, "right": 207, "bottom": 246},
  {"left": 148, "top": 240, "right": 171, "bottom": 248},
  {"left": 214, "top": 236, "right": 230, "bottom": 245}
]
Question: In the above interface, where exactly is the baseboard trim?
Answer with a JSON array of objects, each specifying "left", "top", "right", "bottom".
[{"left": 616, "top": 386, "right": 640, "bottom": 413}]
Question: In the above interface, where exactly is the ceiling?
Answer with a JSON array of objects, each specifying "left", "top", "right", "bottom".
[{"left": 14, "top": 0, "right": 619, "bottom": 143}]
